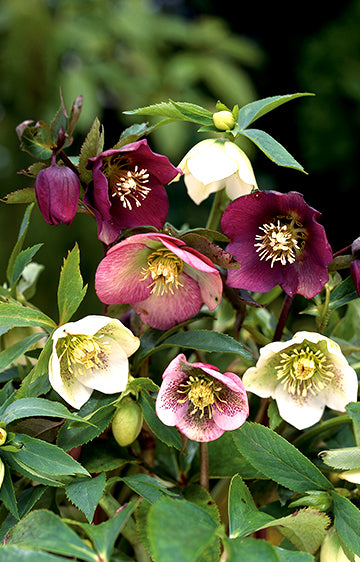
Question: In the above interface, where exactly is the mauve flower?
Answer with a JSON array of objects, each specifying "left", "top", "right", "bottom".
[
  {"left": 155, "top": 353, "right": 249, "bottom": 442},
  {"left": 350, "top": 236, "right": 360, "bottom": 297},
  {"left": 221, "top": 190, "right": 333, "bottom": 299},
  {"left": 173, "top": 138, "right": 257, "bottom": 205},
  {"left": 84, "top": 139, "right": 181, "bottom": 244},
  {"left": 242, "top": 331, "right": 358, "bottom": 430},
  {"left": 35, "top": 154, "right": 80, "bottom": 225},
  {"left": 49, "top": 315, "right": 140, "bottom": 409},
  {"left": 95, "top": 232, "right": 222, "bottom": 330}
]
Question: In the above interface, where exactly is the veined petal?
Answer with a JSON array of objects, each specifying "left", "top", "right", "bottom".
[
  {"left": 183, "top": 266, "right": 222, "bottom": 311},
  {"left": 100, "top": 318, "right": 140, "bottom": 357},
  {"left": 274, "top": 384, "right": 326, "bottom": 430},
  {"left": 176, "top": 409, "right": 225, "bottom": 442},
  {"left": 78, "top": 337, "right": 129, "bottom": 393},
  {"left": 49, "top": 353, "right": 93, "bottom": 409},
  {"left": 184, "top": 175, "right": 224, "bottom": 205},
  {"left": 212, "top": 385, "right": 249, "bottom": 431}
]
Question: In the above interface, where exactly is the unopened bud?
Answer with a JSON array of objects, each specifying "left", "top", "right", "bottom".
[
  {"left": 35, "top": 156, "right": 80, "bottom": 226},
  {"left": 213, "top": 110, "right": 236, "bottom": 131},
  {"left": 111, "top": 398, "right": 143, "bottom": 447},
  {"left": 0, "top": 427, "right": 7, "bottom": 446}
]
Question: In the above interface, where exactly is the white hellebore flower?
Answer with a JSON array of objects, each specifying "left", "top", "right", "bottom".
[
  {"left": 174, "top": 138, "right": 257, "bottom": 205},
  {"left": 320, "top": 527, "right": 360, "bottom": 562},
  {"left": 243, "top": 331, "right": 358, "bottom": 430},
  {"left": 49, "top": 315, "right": 140, "bottom": 409}
]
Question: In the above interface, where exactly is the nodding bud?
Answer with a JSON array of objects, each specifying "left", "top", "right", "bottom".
[
  {"left": 212, "top": 110, "right": 236, "bottom": 131},
  {"left": 35, "top": 157, "right": 80, "bottom": 226},
  {"left": 111, "top": 397, "right": 143, "bottom": 447}
]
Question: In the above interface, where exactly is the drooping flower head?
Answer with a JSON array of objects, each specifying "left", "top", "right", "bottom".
[
  {"left": 95, "top": 232, "right": 222, "bottom": 330},
  {"left": 221, "top": 190, "right": 333, "bottom": 299},
  {"left": 84, "top": 139, "right": 181, "bottom": 244},
  {"left": 49, "top": 315, "right": 140, "bottom": 409},
  {"left": 155, "top": 353, "right": 249, "bottom": 442},
  {"left": 173, "top": 138, "right": 257, "bottom": 205},
  {"left": 243, "top": 331, "right": 358, "bottom": 430}
]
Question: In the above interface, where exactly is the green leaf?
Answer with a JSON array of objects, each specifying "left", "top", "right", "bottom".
[
  {"left": 4, "top": 509, "right": 98, "bottom": 562},
  {"left": 124, "top": 99, "right": 213, "bottom": 125},
  {"left": 0, "top": 332, "right": 46, "bottom": 372},
  {"left": 223, "top": 536, "right": 280, "bottom": 561},
  {"left": 228, "top": 475, "right": 274, "bottom": 538},
  {"left": 1, "top": 188, "right": 37, "bottom": 205},
  {"left": 332, "top": 491, "right": 360, "bottom": 557},
  {"left": 10, "top": 244, "right": 43, "bottom": 287},
  {"left": 0, "top": 485, "right": 46, "bottom": 542},
  {"left": 329, "top": 276, "right": 358, "bottom": 310},
  {"left": 319, "top": 446, "right": 360, "bottom": 470},
  {"left": 148, "top": 497, "right": 219, "bottom": 562},
  {"left": 346, "top": 401, "right": 360, "bottom": 430},
  {"left": 6, "top": 203, "right": 35, "bottom": 286},
  {"left": 160, "top": 330, "right": 253, "bottom": 360},
  {"left": 19, "top": 122, "right": 55, "bottom": 160},
  {"left": 0, "top": 397, "right": 89, "bottom": 425},
  {"left": 240, "top": 128, "right": 306, "bottom": 172},
  {"left": 66, "top": 472, "right": 106, "bottom": 522},
  {"left": 0, "top": 462, "right": 19, "bottom": 519},
  {"left": 232, "top": 423, "right": 333, "bottom": 493},
  {"left": 0, "top": 302, "right": 56, "bottom": 332},
  {"left": 121, "top": 474, "right": 181, "bottom": 504},
  {"left": 78, "top": 117, "right": 104, "bottom": 184},
  {"left": 15, "top": 337, "right": 53, "bottom": 399},
  {"left": 0, "top": 546, "right": 73, "bottom": 562},
  {"left": 208, "top": 432, "right": 265, "bottom": 479},
  {"left": 138, "top": 390, "right": 183, "bottom": 450},
  {"left": 114, "top": 122, "right": 157, "bottom": 148},
  {"left": 237, "top": 93, "right": 314, "bottom": 129},
  {"left": 57, "top": 243, "right": 87, "bottom": 325}
]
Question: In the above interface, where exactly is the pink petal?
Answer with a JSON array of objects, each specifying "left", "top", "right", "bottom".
[
  {"left": 176, "top": 409, "right": 224, "bottom": 442},
  {"left": 212, "top": 386, "right": 249, "bottom": 431}
]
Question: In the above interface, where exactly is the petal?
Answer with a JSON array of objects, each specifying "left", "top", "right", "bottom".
[
  {"left": 183, "top": 265, "right": 222, "bottom": 311},
  {"left": 155, "top": 359, "right": 189, "bottom": 426},
  {"left": 49, "top": 353, "right": 93, "bottom": 409},
  {"left": 79, "top": 337, "right": 129, "bottom": 393},
  {"left": 53, "top": 315, "right": 113, "bottom": 340},
  {"left": 186, "top": 141, "right": 238, "bottom": 184},
  {"left": 223, "top": 142, "right": 257, "bottom": 186},
  {"left": 184, "top": 174, "right": 223, "bottom": 205},
  {"left": 321, "top": 361, "right": 358, "bottom": 411},
  {"left": 224, "top": 173, "right": 255, "bottom": 200},
  {"left": 274, "top": 384, "right": 326, "bottom": 430},
  {"left": 212, "top": 385, "right": 249, "bottom": 431},
  {"left": 242, "top": 365, "right": 278, "bottom": 398},
  {"left": 176, "top": 409, "right": 225, "bottom": 442},
  {"left": 339, "top": 469, "right": 360, "bottom": 484},
  {"left": 100, "top": 318, "right": 140, "bottom": 357},
  {"left": 132, "top": 273, "right": 202, "bottom": 330},
  {"left": 350, "top": 259, "right": 360, "bottom": 297}
]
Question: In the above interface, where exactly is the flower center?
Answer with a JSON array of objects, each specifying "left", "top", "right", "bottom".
[
  {"left": 254, "top": 216, "right": 307, "bottom": 267},
  {"left": 177, "top": 374, "right": 224, "bottom": 419},
  {"left": 141, "top": 247, "right": 184, "bottom": 296},
  {"left": 275, "top": 345, "right": 334, "bottom": 397},
  {"left": 57, "top": 334, "right": 110, "bottom": 378},
  {"left": 102, "top": 155, "right": 151, "bottom": 211}
]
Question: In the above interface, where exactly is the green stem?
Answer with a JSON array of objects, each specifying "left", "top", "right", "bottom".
[
  {"left": 316, "top": 283, "right": 331, "bottom": 333},
  {"left": 292, "top": 414, "right": 351, "bottom": 448},
  {"left": 273, "top": 293, "right": 294, "bottom": 342},
  {"left": 199, "top": 441, "right": 209, "bottom": 491},
  {"left": 206, "top": 189, "right": 229, "bottom": 231}
]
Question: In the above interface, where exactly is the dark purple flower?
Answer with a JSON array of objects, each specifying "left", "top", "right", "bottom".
[
  {"left": 350, "top": 236, "right": 360, "bottom": 297},
  {"left": 221, "top": 190, "right": 333, "bottom": 299},
  {"left": 155, "top": 353, "right": 249, "bottom": 442},
  {"left": 35, "top": 157, "right": 80, "bottom": 226},
  {"left": 84, "top": 139, "right": 181, "bottom": 244}
]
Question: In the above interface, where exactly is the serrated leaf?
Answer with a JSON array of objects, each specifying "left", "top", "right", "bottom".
[
  {"left": 78, "top": 117, "right": 104, "bottom": 184},
  {"left": 232, "top": 422, "right": 333, "bottom": 493},
  {"left": 0, "top": 485, "right": 47, "bottom": 543},
  {"left": 0, "top": 397, "right": 89, "bottom": 425},
  {"left": 161, "top": 330, "right": 253, "bottom": 360},
  {"left": 124, "top": 99, "right": 213, "bottom": 125},
  {"left": 6, "top": 203, "right": 34, "bottom": 286},
  {"left": 10, "top": 244, "right": 43, "bottom": 287},
  {"left": 114, "top": 122, "right": 156, "bottom": 148},
  {"left": 319, "top": 446, "right": 360, "bottom": 470},
  {"left": 240, "top": 128, "right": 306, "bottom": 172},
  {"left": 121, "top": 474, "right": 181, "bottom": 504},
  {"left": 19, "top": 121, "right": 55, "bottom": 159},
  {"left": 332, "top": 491, "right": 360, "bottom": 557},
  {"left": 0, "top": 332, "right": 46, "bottom": 372},
  {"left": 222, "top": 536, "right": 280, "bottom": 561},
  {"left": 237, "top": 93, "right": 314, "bottom": 129},
  {"left": 66, "top": 472, "right": 106, "bottom": 522},
  {"left": 57, "top": 243, "right": 87, "bottom": 324},
  {"left": 0, "top": 302, "right": 56, "bottom": 332},
  {"left": 346, "top": 402, "right": 360, "bottom": 430},
  {"left": 328, "top": 276, "right": 358, "bottom": 310},
  {"left": 0, "top": 545, "right": 73, "bottom": 562},
  {"left": 1, "top": 188, "right": 37, "bottom": 205}
]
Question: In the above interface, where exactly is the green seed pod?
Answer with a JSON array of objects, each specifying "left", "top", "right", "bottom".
[
  {"left": 212, "top": 110, "right": 236, "bottom": 131},
  {"left": 111, "top": 397, "right": 143, "bottom": 447}
]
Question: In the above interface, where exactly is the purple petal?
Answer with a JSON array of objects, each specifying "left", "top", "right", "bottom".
[
  {"left": 155, "top": 357, "right": 189, "bottom": 425},
  {"left": 351, "top": 259, "right": 360, "bottom": 297}
]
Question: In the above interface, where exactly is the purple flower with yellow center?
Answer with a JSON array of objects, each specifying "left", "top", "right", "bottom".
[
  {"left": 84, "top": 139, "right": 181, "bottom": 244},
  {"left": 243, "top": 331, "right": 358, "bottom": 430},
  {"left": 221, "top": 190, "right": 333, "bottom": 299},
  {"left": 155, "top": 353, "right": 249, "bottom": 442},
  {"left": 95, "top": 232, "right": 222, "bottom": 330}
]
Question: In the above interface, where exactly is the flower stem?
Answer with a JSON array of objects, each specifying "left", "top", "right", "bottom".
[
  {"left": 273, "top": 293, "right": 294, "bottom": 342},
  {"left": 206, "top": 189, "right": 228, "bottom": 231},
  {"left": 199, "top": 441, "right": 209, "bottom": 491}
]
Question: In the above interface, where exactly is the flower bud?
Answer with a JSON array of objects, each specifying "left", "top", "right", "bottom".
[
  {"left": 213, "top": 110, "right": 236, "bottom": 131},
  {"left": 111, "top": 397, "right": 143, "bottom": 447},
  {"left": 0, "top": 427, "right": 6, "bottom": 446},
  {"left": 35, "top": 157, "right": 80, "bottom": 226},
  {"left": 0, "top": 459, "right": 4, "bottom": 489}
]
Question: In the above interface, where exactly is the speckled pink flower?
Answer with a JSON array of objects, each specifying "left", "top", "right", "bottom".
[
  {"left": 84, "top": 139, "right": 181, "bottom": 244},
  {"left": 155, "top": 353, "right": 249, "bottom": 442},
  {"left": 221, "top": 190, "right": 333, "bottom": 299},
  {"left": 95, "top": 232, "right": 222, "bottom": 330}
]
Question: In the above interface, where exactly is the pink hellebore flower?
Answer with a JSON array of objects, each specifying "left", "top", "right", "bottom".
[
  {"left": 350, "top": 236, "right": 360, "bottom": 297},
  {"left": 242, "top": 331, "right": 358, "bottom": 430},
  {"left": 155, "top": 353, "right": 249, "bottom": 442},
  {"left": 84, "top": 139, "right": 181, "bottom": 244},
  {"left": 95, "top": 232, "right": 223, "bottom": 330},
  {"left": 221, "top": 190, "right": 333, "bottom": 299}
]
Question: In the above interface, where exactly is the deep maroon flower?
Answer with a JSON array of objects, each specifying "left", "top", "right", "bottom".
[
  {"left": 35, "top": 155, "right": 80, "bottom": 226},
  {"left": 84, "top": 139, "right": 181, "bottom": 244},
  {"left": 155, "top": 353, "right": 249, "bottom": 442},
  {"left": 95, "top": 232, "right": 222, "bottom": 330},
  {"left": 221, "top": 190, "right": 333, "bottom": 299},
  {"left": 350, "top": 236, "right": 360, "bottom": 297}
]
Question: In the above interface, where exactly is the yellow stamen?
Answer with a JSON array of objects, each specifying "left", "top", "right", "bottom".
[
  {"left": 57, "top": 334, "right": 110, "bottom": 378},
  {"left": 102, "top": 155, "right": 151, "bottom": 210},
  {"left": 141, "top": 247, "right": 184, "bottom": 296},
  {"left": 254, "top": 216, "right": 307, "bottom": 267},
  {"left": 177, "top": 374, "right": 223, "bottom": 419}
]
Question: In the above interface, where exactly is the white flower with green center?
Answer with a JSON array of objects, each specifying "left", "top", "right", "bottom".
[
  {"left": 242, "top": 331, "right": 358, "bottom": 430},
  {"left": 49, "top": 315, "right": 140, "bottom": 409}
]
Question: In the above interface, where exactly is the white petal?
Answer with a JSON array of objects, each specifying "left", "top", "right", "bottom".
[
  {"left": 339, "top": 469, "right": 360, "bottom": 484},
  {"left": 242, "top": 365, "right": 277, "bottom": 397},
  {"left": 79, "top": 337, "right": 129, "bottom": 394},
  {"left": 224, "top": 172, "right": 255, "bottom": 200},
  {"left": 52, "top": 315, "right": 112, "bottom": 342},
  {"left": 184, "top": 174, "right": 223, "bottom": 205},
  {"left": 322, "top": 362, "right": 358, "bottom": 412},
  {"left": 274, "top": 384, "right": 326, "bottom": 430},
  {"left": 49, "top": 353, "right": 93, "bottom": 409},
  {"left": 223, "top": 142, "right": 257, "bottom": 186},
  {"left": 186, "top": 143, "right": 238, "bottom": 184},
  {"left": 100, "top": 318, "right": 140, "bottom": 357}
]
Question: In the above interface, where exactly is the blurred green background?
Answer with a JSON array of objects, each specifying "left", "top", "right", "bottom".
[{"left": 1, "top": 0, "right": 359, "bottom": 320}]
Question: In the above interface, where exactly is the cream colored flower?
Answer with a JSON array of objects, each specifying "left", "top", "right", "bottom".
[
  {"left": 320, "top": 527, "right": 360, "bottom": 562},
  {"left": 0, "top": 458, "right": 4, "bottom": 489},
  {"left": 243, "top": 331, "right": 358, "bottom": 430},
  {"left": 174, "top": 138, "right": 257, "bottom": 205},
  {"left": 49, "top": 315, "right": 140, "bottom": 409}
]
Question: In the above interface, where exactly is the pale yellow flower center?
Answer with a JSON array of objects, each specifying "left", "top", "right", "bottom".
[
  {"left": 254, "top": 216, "right": 307, "bottom": 267},
  {"left": 57, "top": 334, "right": 110, "bottom": 378},
  {"left": 275, "top": 346, "right": 334, "bottom": 397},
  {"left": 177, "top": 374, "right": 224, "bottom": 419},
  {"left": 141, "top": 247, "right": 184, "bottom": 296},
  {"left": 102, "top": 155, "right": 151, "bottom": 211}
]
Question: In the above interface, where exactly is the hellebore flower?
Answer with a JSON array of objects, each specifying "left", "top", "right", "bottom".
[
  {"left": 155, "top": 353, "right": 249, "bottom": 442},
  {"left": 320, "top": 527, "right": 360, "bottom": 562},
  {"left": 221, "top": 190, "right": 333, "bottom": 299},
  {"left": 242, "top": 331, "right": 358, "bottom": 430},
  {"left": 84, "top": 139, "right": 181, "bottom": 244},
  {"left": 95, "top": 232, "right": 222, "bottom": 330},
  {"left": 35, "top": 154, "right": 80, "bottom": 225},
  {"left": 49, "top": 315, "right": 140, "bottom": 409},
  {"left": 350, "top": 236, "right": 360, "bottom": 297},
  {"left": 174, "top": 138, "right": 257, "bottom": 205}
]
